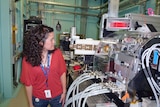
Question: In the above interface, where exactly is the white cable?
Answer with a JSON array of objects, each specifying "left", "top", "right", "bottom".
[
  {"left": 66, "top": 71, "right": 126, "bottom": 107},
  {"left": 142, "top": 47, "right": 158, "bottom": 91},
  {"left": 66, "top": 75, "right": 92, "bottom": 104},
  {"left": 71, "top": 75, "right": 95, "bottom": 107},
  {"left": 143, "top": 44, "right": 160, "bottom": 93},
  {"left": 77, "top": 84, "right": 101, "bottom": 107},
  {"left": 66, "top": 72, "right": 91, "bottom": 101},
  {"left": 66, "top": 55, "right": 140, "bottom": 107},
  {"left": 65, "top": 73, "right": 125, "bottom": 107},
  {"left": 65, "top": 71, "right": 104, "bottom": 107},
  {"left": 71, "top": 74, "right": 108, "bottom": 107},
  {"left": 141, "top": 44, "right": 160, "bottom": 107},
  {"left": 78, "top": 83, "right": 109, "bottom": 107},
  {"left": 146, "top": 48, "right": 160, "bottom": 93},
  {"left": 81, "top": 88, "right": 110, "bottom": 107},
  {"left": 65, "top": 83, "right": 100, "bottom": 107}
]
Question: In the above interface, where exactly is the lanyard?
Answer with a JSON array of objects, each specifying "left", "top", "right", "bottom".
[{"left": 40, "top": 54, "right": 50, "bottom": 87}]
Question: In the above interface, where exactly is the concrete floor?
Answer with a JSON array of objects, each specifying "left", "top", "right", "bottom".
[
  {"left": 7, "top": 85, "right": 28, "bottom": 107},
  {"left": 0, "top": 85, "right": 53, "bottom": 107},
  {"left": 0, "top": 85, "right": 28, "bottom": 107}
]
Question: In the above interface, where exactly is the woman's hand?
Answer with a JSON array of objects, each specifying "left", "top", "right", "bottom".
[
  {"left": 29, "top": 104, "right": 34, "bottom": 107},
  {"left": 59, "top": 93, "right": 66, "bottom": 106}
]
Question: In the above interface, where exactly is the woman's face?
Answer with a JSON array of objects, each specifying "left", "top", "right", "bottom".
[{"left": 43, "top": 32, "right": 55, "bottom": 51}]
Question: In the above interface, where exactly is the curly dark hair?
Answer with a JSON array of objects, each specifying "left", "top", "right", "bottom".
[{"left": 23, "top": 24, "right": 54, "bottom": 66}]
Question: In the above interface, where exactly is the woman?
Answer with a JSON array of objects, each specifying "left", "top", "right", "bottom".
[{"left": 20, "top": 24, "right": 67, "bottom": 107}]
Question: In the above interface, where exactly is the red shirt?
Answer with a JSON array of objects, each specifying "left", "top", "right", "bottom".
[{"left": 20, "top": 49, "right": 66, "bottom": 99}]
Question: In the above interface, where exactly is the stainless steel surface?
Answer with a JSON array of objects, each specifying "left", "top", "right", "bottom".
[
  {"left": 108, "top": 0, "right": 119, "bottom": 17},
  {"left": 125, "top": 13, "right": 160, "bottom": 31}
]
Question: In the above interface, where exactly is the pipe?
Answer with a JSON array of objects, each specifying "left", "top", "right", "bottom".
[
  {"left": 29, "top": 0, "right": 147, "bottom": 17},
  {"left": 119, "top": 0, "right": 147, "bottom": 14},
  {"left": 156, "top": 0, "right": 160, "bottom": 14},
  {"left": 119, "top": 0, "right": 131, "bottom": 8},
  {"left": 119, "top": 0, "right": 146, "bottom": 9},
  {"left": 74, "top": 0, "right": 76, "bottom": 26},
  {"left": 28, "top": 0, "right": 108, "bottom": 10},
  {"left": 101, "top": 0, "right": 147, "bottom": 14},
  {"left": 29, "top": 8, "right": 99, "bottom": 17}
]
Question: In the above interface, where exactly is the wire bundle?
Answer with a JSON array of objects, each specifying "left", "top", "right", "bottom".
[
  {"left": 141, "top": 43, "right": 160, "bottom": 107},
  {"left": 65, "top": 70, "right": 127, "bottom": 107},
  {"left": 65, "top": 71, "right": 111, "bottom": 107}
]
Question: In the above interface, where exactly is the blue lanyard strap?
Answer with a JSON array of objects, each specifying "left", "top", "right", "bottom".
[{"left": 40, "top": 54, "right": 50, "bottom": 87}]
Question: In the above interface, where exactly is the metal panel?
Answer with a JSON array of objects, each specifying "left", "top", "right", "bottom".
[
  {"left": 108, "top": 0, "right": 119, "bottom": 17},
  {"left": 0, "top": 0, "right": 13, "bottom": 98},
  {"left": 125, "top": 13, "right": 160, "bottom": 32},
  {"left": 80, "top": 0, "right": 88, "bottom": 36},
  {"left": 106, "top": 17, "right": 130, "bottom": 31}
]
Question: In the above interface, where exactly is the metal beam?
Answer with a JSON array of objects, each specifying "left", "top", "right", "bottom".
[
  {"left": 29, "top": 8, "right": 99, "bottom": 17},
  {"left": 28, "top": 0, "right": 108, "bottom": 10}
]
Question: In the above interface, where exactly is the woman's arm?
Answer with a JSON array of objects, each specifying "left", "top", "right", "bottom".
[
  {"left": 25, "top": 85, "right": 34, "bottom": 107},
  {"left": 60, "top": 72, "right": 67, "bottom": 105},
  {"left": 61, "top": 72, "right": 67, "bottom": 94}
]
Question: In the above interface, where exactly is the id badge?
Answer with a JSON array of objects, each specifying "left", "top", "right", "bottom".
[{"left": 44, "top": 90, "right": 52, "bottom": 98}]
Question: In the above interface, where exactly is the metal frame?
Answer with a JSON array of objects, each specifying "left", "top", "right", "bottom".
[{"left": 125, "top": 13, "right": 160, "bottom": 31}]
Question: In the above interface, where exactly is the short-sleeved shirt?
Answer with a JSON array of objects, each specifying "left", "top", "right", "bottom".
[{"left": 20, "top": 49, "right": 66, "bottom": 99}]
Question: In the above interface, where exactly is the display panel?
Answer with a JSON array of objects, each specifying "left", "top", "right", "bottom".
[
  {"left": 106, "top": 18, "right": 130, "bottom": 31},
  {"left": 23, "top": 17, "right": 42, "bottom": 34}
]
